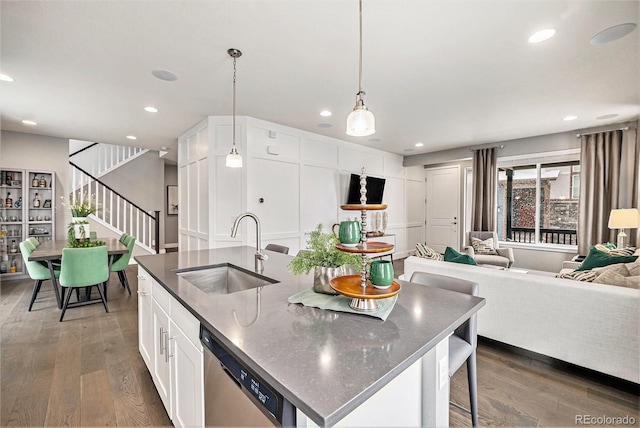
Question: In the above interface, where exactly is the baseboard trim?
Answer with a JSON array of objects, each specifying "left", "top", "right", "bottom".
[{"left": 478, "top": 336, "right": 639, "bottom": 395}]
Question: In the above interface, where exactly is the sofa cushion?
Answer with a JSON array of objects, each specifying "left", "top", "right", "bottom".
[
  {"left": 470, "top": 236, "right": 498, "bottom": 255},
  {"left": 444, "top": 247, "right": 477, "bottom": 265},
  {"left": 576, "top": 247, "right": 638, "bottom": 271},
  {"left": 594, "top": 270, "right": 640, "bottom": 289},
  {"left": 627, "top": 260, "right": 640, "bottom": 276},
  {"left": 415, "top": 242, "right": 443, "bottom": 261}
]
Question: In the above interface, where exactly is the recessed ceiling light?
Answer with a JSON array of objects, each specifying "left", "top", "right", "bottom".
[
  {"left": 591, "top": 23, "right": 636, "bottom": 45},
  {"left": 596, "top": 113, "right": 619, "bottom": 120},
  {"left": 126, "top": 135, "right": 137, "bottom": 140},
  {"left": 21, "top": 120, "right": 37, "bottom": 126},
  {"left": 528, "top": 29, "right": 556, "bottom": 43},
  {"left": 0, "top": 74, "right": 14, "bottom": 82},
  {"left": 318, "top": 123, "right": 333, "bottom": 128},
  {"left": 151, "top": 69, "right": 178, "bottom": 81},
  {"left": 563, "top": 115, "right": 578, "bottom": 121},
  {"left": 415, "top": 142, "right": 424, "bottom": 147},
  {"left": 144, "top": 106, "right": 158, "bottom": 113},
  {"left": 320, "top": 110, "right": 332, "bottom": 117}
]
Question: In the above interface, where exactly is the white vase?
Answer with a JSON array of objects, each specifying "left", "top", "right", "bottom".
[{"left": 72, "top": 217, "right": 90, "bottom": 240}]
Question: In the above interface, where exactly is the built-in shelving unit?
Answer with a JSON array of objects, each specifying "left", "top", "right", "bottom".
[{"left": 0, "top": 169, "right": 55, "bottom": 278}]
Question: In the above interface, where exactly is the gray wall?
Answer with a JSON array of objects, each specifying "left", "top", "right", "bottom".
[
  {"left": 164, "top": 164, "right": 178, "bottom": 244},
  {"left": 1, "top": 131, "right": 70, "bottom": 240},
  {"left": 99, "top": 151, "right": 165, "bottom": 249}
]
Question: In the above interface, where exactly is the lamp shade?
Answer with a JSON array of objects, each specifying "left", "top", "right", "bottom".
[
  {"left": 608, "top": 208, "right": 640, "bottom": 229},
  {"left": 346, "top": 108, "right": 376, "bottom": 137},
  {"left": 225, "top": 148, "right": 243, "bottom": 168}
]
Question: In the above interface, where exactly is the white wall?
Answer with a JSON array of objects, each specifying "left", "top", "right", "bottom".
[
  {"left": 178, "top": 116, "right": 425, "bottom": 258},
  {"left": 164, "top": 164, "right": 178, "bottom": 244},
  {"left": 1, "top": 131, "right": 70, "bottom": 240}
]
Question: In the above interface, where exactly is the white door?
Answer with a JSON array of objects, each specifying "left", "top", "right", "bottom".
[
  {"left": 425, "top": 166, "right": 460, "bottom": 253},
  {"left": 152, "top": 299, "right": 173, "bottom": 419},
  {"left": 170, "top": 321, "right": 204, "bottom": 428},
  {"left": 137, "top": 272, "right": 153, "bottom": 370}
]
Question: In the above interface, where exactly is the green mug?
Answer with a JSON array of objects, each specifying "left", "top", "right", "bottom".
[
  {"left": 369, "top": 260, "right": 394, "bottom": 288},
  {"left": 332, "top": 221, "right": 361, "bottom": 247}
]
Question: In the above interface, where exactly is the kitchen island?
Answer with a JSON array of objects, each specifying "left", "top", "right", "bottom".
[{"left": 135, "top": 247, "right": 485, "bottom": 427}]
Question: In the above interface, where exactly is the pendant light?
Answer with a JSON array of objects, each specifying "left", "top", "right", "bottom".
[
  {"left": 226, "top": 48, "right": 243, "bottom": 168},
  {"left": 346, "top": 0, "right": 375, "bottom": 137}
]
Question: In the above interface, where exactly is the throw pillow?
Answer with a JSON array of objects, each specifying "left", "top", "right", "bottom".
[
  {"left": 471, "top": 237, "right": 498, "bottom": 255},
  {"left": 594, "top": 270, "right": 640, "bottom": 289},
  {"left": 594, "top": 243, "right": 637, "bottom": 256},
  {"left": 593, "top": 263, "right": 629, "bottom": 276},
  {"left": 415, "top": 242, "right": 443, "bottom": 261},
  {"left": 576, "top": 247, "right": 638, "bottom": 271},
  {"left": 444, "top": 246, "right": 477, "bottom": 266},
  {"left": 557, "top": 270, "right": 598, "bottom": 282},
  {"left": 626, "top": 260, "right": 640, "bottom": 277}
]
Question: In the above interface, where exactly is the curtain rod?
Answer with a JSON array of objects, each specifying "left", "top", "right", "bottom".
[
  {"left": 468, "top": 144, "right": 504, "bottom": 152},
  {"left": 576, "top": 126, "right": 629, "bottom": 138}
]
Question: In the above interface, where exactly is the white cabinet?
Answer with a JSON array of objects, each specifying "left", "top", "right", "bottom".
[
  {"left": 138, "top": 267, "right": 204, "bottom": 427},
  {"left": 171, "top": 320, "right": 204, "bottom": 428},
  {"left": 137, "top": 270, "right": 153, "bottom": 369},
  {"left": 152, "top": 297, "right": 172, "bottom": 417}
]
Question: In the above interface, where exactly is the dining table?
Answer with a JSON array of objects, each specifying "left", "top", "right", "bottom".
[{"left": 28, "top": 238, "right": 129, "bottom": 309}]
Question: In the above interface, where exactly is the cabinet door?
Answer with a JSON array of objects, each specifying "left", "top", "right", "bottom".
[
  {"left": 152, "top": 299, "right": 173, "bottom": 419},
  {"left": 170, "top": 321, "right": 204, "bottom": 428},
  {"left": 137, "top": 271, "right": 153, "bottom": 370}
]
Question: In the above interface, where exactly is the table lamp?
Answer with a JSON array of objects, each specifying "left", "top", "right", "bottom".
[{"left": 608, "top": 208, "right": 640, "bottom": 248}]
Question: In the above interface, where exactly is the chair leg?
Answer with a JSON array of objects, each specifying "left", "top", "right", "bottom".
[
  {"left": 59, "top": 288, "right": 73, "bottom": 322},
  {"left": 121, "top": 270, "right": 132, "bottom": 295},
  {"left": 28, "top": 280, "right": 44, "bottom": 311},
  {"left": 96, "top": 282, "right": 109, "bottom": 313},
  {"left": 467, "top": 350, "right": 479, "bottom": 428}
]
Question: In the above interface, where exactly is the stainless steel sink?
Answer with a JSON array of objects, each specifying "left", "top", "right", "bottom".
[{"left": 175, "top": 264, "right": 278, "bottom": 294}]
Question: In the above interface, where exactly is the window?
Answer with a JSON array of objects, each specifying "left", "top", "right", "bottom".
[{"left": 496, "top": 157, "right": 579, "bottom": 246}]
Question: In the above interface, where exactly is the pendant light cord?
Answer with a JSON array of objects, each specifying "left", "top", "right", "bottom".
[
  {"left": 232, "top": 56, "right": 237, "bottom": 148},
  {"left": 358, "top": 0, "right": 363, "bottom": 96}
]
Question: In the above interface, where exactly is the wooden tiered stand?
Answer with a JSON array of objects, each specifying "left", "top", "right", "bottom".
[{"left": 330, "top": 168, "right": 401, "bottom": 312}]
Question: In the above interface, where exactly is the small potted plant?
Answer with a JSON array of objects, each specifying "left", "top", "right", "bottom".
[{"left": 288, "top": 224, "right": 361, "bottom": 294}]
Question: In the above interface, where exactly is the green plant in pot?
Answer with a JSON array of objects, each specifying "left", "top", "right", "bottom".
[{"left": 288, "top": 224, "right": 361, "bottom": 295}]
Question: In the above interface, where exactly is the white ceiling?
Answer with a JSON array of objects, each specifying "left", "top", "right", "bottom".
[{"left": 1, "top": 1, "right": 638, "bottom": 162}]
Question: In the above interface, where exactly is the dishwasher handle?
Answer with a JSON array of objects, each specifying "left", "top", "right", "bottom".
[{"left": 221, "top": 363, "right": 242, "bottom": 388}]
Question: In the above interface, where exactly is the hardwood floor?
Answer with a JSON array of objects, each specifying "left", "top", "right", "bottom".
[
  {"left": 0, "top": 266, "right": 171, "bottom": 427},
  {"left": 2, "top": 263, "right": 638, "bottom": 427}
]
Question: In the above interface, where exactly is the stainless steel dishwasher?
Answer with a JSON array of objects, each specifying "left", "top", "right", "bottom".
[{"left": 201, "top": 325, "right": 296, "bottom": 427}]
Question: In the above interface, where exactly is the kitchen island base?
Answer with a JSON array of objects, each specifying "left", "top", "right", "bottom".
[{"left": 295, "top": 337, "right": 450, "bottom": 427}]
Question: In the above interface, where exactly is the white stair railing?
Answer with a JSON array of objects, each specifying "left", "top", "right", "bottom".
[
  {"left": 70, "top": 143, "right": 149, "bottom": 191},
  {"left": 70, "top": 162, "right": 159, "bottom": 253}
]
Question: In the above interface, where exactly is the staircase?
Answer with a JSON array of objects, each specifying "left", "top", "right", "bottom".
[{"left": 69, "top": 143, "right": 159, "bottom": 253}]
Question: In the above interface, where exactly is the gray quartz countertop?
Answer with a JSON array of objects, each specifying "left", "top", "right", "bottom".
[{"left": 135, "top": 247, "right": 485, "bottom": 427}]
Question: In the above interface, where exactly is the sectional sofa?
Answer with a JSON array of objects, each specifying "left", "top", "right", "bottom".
[{"left": 402, "top": 256, "right": 640, "bottom": 384}]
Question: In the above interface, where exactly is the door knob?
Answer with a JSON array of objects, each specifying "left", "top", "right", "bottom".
[{"left": 451, "top": 222, "right": 457, "bottom": 225}]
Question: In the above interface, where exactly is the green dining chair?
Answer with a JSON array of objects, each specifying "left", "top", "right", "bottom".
[
  {"left": 119, "top": 232, "right": 129, "bottom": 244},
  {"left": 27, "top": 237, "right": 40, "bottom": 247},
  {"left": 20, "top": 241, "right": 60, "bottom": 311},
  {"left": 59, "top": 246, "right": 109, "bottom": 321},
  {"left": 110, "top": 235, "right": 135, "bottom": 295}
]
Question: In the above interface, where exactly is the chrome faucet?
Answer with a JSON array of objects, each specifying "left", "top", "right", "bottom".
[{"left": 230, "top": 212, "right": 268, "bottom": 272}]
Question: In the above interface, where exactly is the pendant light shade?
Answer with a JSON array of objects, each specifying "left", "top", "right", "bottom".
[
  {"left": 347, "top": 92, "right": 375, "bottom": 136},
  {"left": 346, "top": 0, "right": 375, "bottom": 137},
  {"left": 226, "top": 48, "right": 243, "bottom": 168}
]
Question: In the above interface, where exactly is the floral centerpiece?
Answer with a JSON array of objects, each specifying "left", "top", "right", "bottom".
[
  {"left": 288, "top": 224, "right": 361, "bottom": 294},
  {"left": 61, "top": 195, "right": 102, "bottom": 246}
]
